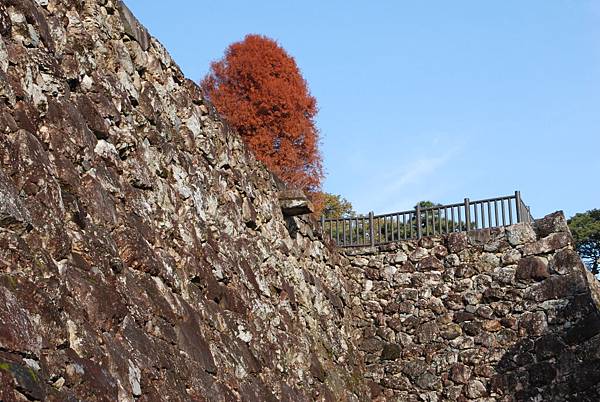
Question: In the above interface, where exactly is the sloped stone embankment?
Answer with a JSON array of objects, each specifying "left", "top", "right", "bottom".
[
  {"left": 1, "top": 1, "right": 599, "bottom": 401},
  {"left": 0, "top": 0, "right": 367, "bottom": 400}
]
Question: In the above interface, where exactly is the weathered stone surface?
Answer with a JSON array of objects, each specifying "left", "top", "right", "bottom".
[
  {"left": 381, "top": 343, "right": 402, "bottom": 360},
  {"left": 2, "top": 1, "right": 600, "bottom": 401},
  {"left": 0, "top": 169, "right": 31, "bottom": 232},
  {"left": 117, "top": 1, "right": 150, "bottom": 51},
  {"left": 0, "top": 4, "right": 11, "bottom": 37},
  {"left": 519, "top": 311, "right": 548, "bottom": 336},
  {"left": 342, "top": 212, "right": 600, "bottom": 400},
  {"left": 278, "top": 189, "right": 314, "bottom": 216},
  {"left": 521, "top": 232, "right": 572, "bottom": 256},
  {"left": 440, "top": 323, "right": 462, "bottom": 340},
  {"left": 447, "top": 232, "right": 468, "bottom": 253},
  {"left": 505, "top": 223, "right": 537, "bottom": 246},
  {"left": 525, "top": 272, "right": 587, "bottom": 302},
  {"left": 550, "top": 248, "right": 585, "bottom": 275},
  {"left": 516, "top": 256, "right": 549, "bottom": 281},
  {"left": 449, "top": 363, "right": 472, "bottom": 384},
  {"left": 75, "top": 94, "right": 109, "bottom": 139},
  {"left": 417, "top": 255, "right": 443, "bottom": 271},
  {"left": 534, "top": 211, "right": 570, "bottom": 238},
  {"left": 465, "top": 379, "right": 487, "bottom": 398},
  {"left": 409, "top": 247, "right": 429, "bottom": 262},
  {"left": 0, "top": 2, "right": 368, "bottom": 400}
]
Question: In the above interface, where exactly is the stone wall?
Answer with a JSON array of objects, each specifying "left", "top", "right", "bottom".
[
  {"left": 0, "top": 1, "right": 368, "bottom": 400},
  {"left": 2, "top": 1, "right": 600, "bottom": 401},
  {"left": 342, "top": 212, "right": 600, "bottom": 401}
]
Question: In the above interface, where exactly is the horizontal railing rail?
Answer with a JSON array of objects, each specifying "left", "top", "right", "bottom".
[{"left": 321, "top": 190, "right": 534, "bottom": 248}]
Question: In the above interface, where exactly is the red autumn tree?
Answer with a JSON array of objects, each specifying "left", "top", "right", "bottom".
[{"left": 201, "top": 34, "right": 323, "bottom": 194}]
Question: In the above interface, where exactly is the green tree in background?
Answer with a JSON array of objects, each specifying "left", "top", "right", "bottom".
[
  {"left": 568, "top": 209, "right": 600, "bottom": 275},
  {"left": 373, "top": 201, "right": 444, "bottom": 242},
  {"left": 321, "top": 193, "right": 355, "bottom": 219},
  {"left": 415, "top": 200, "right": 442, "bottom": 209},
  {"left": 323, "top": 199, "right": 481, "bottom": 245},
  {"left": 412, "top": 200, "right": 458, "bottom": 237}
]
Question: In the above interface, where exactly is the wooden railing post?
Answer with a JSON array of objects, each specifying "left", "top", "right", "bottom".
[
  {"left": 369, "top": 212, "right": 375, "bottom": 247},
  {"left": 321, "top": 215, "right": 325, "bottom": 235},
  {"left": 515, "top": 190, "right": 522, "bottom": 223},
  {"left": 464, "top": 198, "right": 471, "bottom": 232},
  {"left": 416, "top": 204, "right": 422, "bottom": 239}
]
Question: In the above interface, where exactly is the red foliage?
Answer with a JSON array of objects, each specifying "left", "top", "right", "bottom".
[{"left": 201, "top": 34, "right": 323, "bottom": 193}]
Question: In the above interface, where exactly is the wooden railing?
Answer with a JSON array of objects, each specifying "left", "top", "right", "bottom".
[{"left": 321, "top": 191, "right": 534, "bottom": 248}]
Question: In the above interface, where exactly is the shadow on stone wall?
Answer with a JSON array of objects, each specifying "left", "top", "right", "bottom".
[{"left": 492, "top": 261, "right": 600, "bottom": 401}]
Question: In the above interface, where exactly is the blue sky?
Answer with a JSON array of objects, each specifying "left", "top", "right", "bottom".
[{"left": 125, "top": 1, "right": 600, "bottom": 218}]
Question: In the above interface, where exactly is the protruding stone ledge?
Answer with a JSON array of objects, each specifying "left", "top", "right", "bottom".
[{"left": 278, "top": 189, "right": 314, "bottom": 217}]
